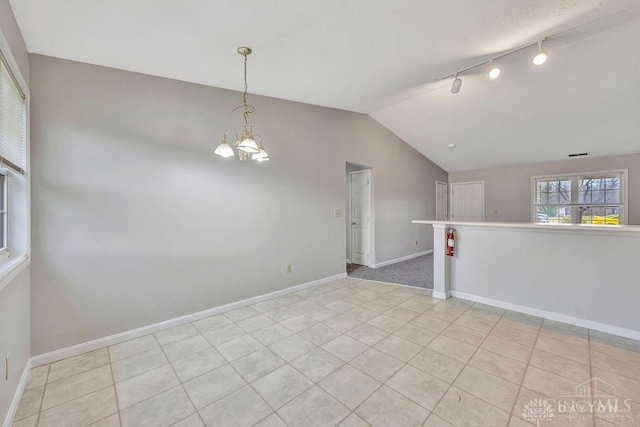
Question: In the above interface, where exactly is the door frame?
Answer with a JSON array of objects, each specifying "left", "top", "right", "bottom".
[
  {"left": 436, "top": 181, "right": 448, "bottom": 221},
  {"left": 450, "top": 181, "right": 485, "bottom": 221},
  {"left": 348, "top": 167, "right": 374, "bottom": 268}
]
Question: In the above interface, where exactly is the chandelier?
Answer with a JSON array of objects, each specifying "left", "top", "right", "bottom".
[{"left": 215, "top": 46, "right": 269, "bottom": 162}]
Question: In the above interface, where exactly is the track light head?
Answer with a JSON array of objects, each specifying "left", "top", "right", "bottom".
[
  {"left": 451, "top": 75, "right": 462, "bottom": 94},
  {"left": 489, "top": 60, "right": 500, "bottom": 79},
  {"left": 533, "top": 40, "right": 547, "bottom": 65},
  {"left": 533, "top": 52, "right": 547, "bottom": 65}
]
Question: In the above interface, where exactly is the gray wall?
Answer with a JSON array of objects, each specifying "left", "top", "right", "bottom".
[
  {"left": 30, "top": 54, "right": 447, "bottom": 355},
  {"left": 448, "top": 225, "right": 640, "bottom": 334},
  {"left": 0, "top": 0, "right": 30, "bottom": 422},
  {"left": 449, "top": 153, "right": 640, "bottom": 224}
]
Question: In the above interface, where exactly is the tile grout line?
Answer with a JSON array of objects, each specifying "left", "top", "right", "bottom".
[
  {"left": 266, "top": 281, "right": 385, "bottom": 423},
  {"left": 425, "top": 304, "right": 563, "bottom": 423},
  {"left": 107, "top": 347, "right": 124, "bottom": 427},
  {"left": 208, "top": 283, "right": 378, "bottom": 426},
  {"left": 482, "top": 326, "right": 596, "bottom": 387},
  {"left": 16, "top": 279, "right": 637, "bottom": 427},
  {"left": 259, "top": 282, "right": 425, "bottom": 425},
  {"left": 327, "top": 297, "right": 467, "bottom": 426},
  {"left": 504, "top": 315, "right": 544, "bottom": 426},
  {"left": 353, "top": 301, "right": 456, "bottom": 425},
  {"left": 313, "top": 284, "right": 423, "bottom": 424},
  {"left": 213, "top": 303, "right": 295, "bottom": 424},
  {"left": 151, "top": 332, "right": 206, "bottom": 426},
  {"left": 588, "top": 328, "right": 596, "bottom": 427},
  {"left": 27, "top": 287, "right": 440, "bottom": 423},
  {"left": 23, "top": 359, "right": 114, "bottom": 425},
  {"left": 388, "top": 299, "right": 456, "bottom": 427},
  {"left": 32, "top": 358, "right": 111, "bottom": 387},
  {"left": 225, "top": 354, "right": 294, "bottom": 427},
  {"left": 415, "top": 301, "right": 508, "bottom": 427},
  {"left": 588, "top": 344, "right": 640, "bottom": 383},
  {"left": 244, "top": 287, "right": 388, "bottom": 424},
  {"left": 272, "top": 289, "right": 402, "bottom": 424},
  {"left": 185, "top": 296, "right": 337, "bottom": 426},
  {"left": 153, "top": 304, "right": 317, "bottom": 390},
  {"left": 30, "top": 384, "right": 116, "bottom": 426},
  {"left": 34, "top": 364, "right": 50, "bottom": 426}
]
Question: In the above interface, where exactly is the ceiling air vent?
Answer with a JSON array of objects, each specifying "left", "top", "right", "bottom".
[{"left": 568, "top": 152, "right": 590, "bottom": 158}]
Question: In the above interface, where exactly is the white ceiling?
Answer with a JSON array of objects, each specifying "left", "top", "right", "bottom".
[{"left": 10, "top": 0, "right": 640, "bottom": 171}]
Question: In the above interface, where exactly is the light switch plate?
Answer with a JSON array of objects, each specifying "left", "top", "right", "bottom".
[{"left": 334, "top": 210, "right": 342, "bottom": 217}]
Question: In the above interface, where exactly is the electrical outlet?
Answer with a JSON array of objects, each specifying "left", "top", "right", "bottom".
[
  {"left": 286, "top": 264, "right": 292, "bottom": 273},
  {"left": 5, "top": 355, "right": 10, "bottom": 380},
  {"left": 333, "top": 210, "right": 342, "bottom": 217},
  {"left": 493, "top": 208, "right": 498, "bottom": 215}
]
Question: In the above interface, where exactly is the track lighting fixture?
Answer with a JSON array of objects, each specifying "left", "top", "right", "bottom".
[
  {"left": 436, "top": 36, "right": 554, "bottom": 94},
  {"left": 533, "top": 40, "right": 547, "bottom": 65},
  {"left": 451, "top": 74, "right": 462, "bottom": 94},
  {"left": 488, "top": 60, "right": 500, "bottom": 79}
]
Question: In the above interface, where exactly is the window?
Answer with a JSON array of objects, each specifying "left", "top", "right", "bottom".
[
  {"left": 0, "top": 44, "right": 28, "bottom": 266},
  {"left": 533, "top": 171, "right": 627, "bottom": 225},
  {"left": 0, "top": 49, "right": 27, "bottom": 173}
]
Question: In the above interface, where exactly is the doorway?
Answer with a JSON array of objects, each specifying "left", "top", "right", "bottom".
[
  {"left": 451, "top": 181, "right": 484, "bottom": 221},
  {"left": 346, "top": 163, "right": 373, "bottom": 267}
]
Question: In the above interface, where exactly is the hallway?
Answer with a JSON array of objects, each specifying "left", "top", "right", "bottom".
[{"left": 347, "top": 255, "right": 433, "bottom": 289}]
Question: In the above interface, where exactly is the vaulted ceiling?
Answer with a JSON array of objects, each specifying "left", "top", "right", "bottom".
[{"left": 10, "top": 0, "right": 640, "bottom": 171}]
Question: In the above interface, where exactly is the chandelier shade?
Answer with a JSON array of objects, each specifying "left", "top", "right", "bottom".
[
  {"left": 238, "top": 133, "right": 260, "bottom": 153},
  {"left": 214, "top": 140, "right": 235, "bottom": 157}
]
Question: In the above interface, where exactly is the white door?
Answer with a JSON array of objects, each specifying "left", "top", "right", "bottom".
[
  {"left": 350, "top": 170, "right": 371, "bottom": 266},
  {"left": 436, "top": 181, "right": 448, "bottom": 220},
  {"left": 451, "top": 182, "right": 484, "bottom": 221}
]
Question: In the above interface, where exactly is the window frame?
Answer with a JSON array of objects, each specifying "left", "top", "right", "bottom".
[
  {"left": 0, "top": 169, "right": 7, "bottom": 260},
  {"left": 0, "top": 27, "right": 31, "bottom": 291},
  {"left": 531, "top": 169, "right": 628, "bottom": 225}
]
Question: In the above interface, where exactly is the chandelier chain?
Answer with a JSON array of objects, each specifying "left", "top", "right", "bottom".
[{"left": 241, "top": 52, "right": 255, "bottom": 128}]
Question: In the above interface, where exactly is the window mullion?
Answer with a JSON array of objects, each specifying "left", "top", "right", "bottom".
[{"left": 571, "top": 177, "right": 579, "bottom": 224}]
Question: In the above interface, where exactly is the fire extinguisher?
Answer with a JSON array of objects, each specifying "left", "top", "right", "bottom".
[{"left": 446, "top": 228, "right": 455, "bottom": 257}]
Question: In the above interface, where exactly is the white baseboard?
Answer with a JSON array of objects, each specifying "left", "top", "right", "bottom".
[
  {"left": 451, "top": 291, "right": 640, "bottom": 341},
  {"left": 432, "top": 291, "right": 450, "bottom": 300},
  {"left": 346, "top": 259, "right": 351, "bottom": 264},
  {"left": 31, "top": 272, "right": 347, "bottom": 368},
  {"left": 350, "top": 277, "right": 432, "bottom": 293},
  {"left": 372, "top": 250, "right": 433, "bottom": 269},
  {"left": 2, "top": 358, "right": 31, "bottom": 427}
]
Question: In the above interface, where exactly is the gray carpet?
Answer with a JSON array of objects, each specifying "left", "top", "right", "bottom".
[{"left": 347, "top": 254, "right": 433, "bottom": 289}]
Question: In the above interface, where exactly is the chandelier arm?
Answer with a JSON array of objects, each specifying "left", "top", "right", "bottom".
[
  {"left": 223, "top": 129, "right": 238, "bottom": 143},
  {"left": 231, "top": 104, "right": 255, "bottom": 114}
]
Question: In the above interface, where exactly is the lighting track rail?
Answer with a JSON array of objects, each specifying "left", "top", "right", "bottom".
[{"left": 435, "top": 39, "right": 547, "bottom": 83}]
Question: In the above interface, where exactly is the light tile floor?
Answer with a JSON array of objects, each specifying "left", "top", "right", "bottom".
[{"left": 13, "top": 278, "right": 640, "bottom": 427}]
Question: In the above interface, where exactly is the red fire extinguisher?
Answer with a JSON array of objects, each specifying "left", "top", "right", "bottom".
[{"left": 446, "top": 228, "right": 455, "bottom": 257}]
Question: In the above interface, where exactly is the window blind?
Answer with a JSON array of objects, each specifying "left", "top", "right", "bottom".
[{"left": 0, "top": 50, "right": 26, "bottom": 174}]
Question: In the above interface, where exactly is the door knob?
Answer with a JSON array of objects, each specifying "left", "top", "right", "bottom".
[{"left": 352, "top": 222, "right": 356, "bottom": 225}]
